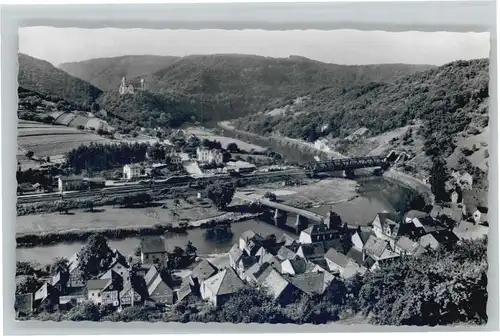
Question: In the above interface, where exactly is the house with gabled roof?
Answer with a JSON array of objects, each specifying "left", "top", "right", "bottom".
[
  {"left": 239, "top": 230, "right": 264, "bottom": 252},
  {"left": 228, "top": 244, "right": 245, "bottom": 270},
  {"left": 33, "top": 282, "right": 59, "bottom": 311},
  {"left": 296, "top": 241, "right": 330, "bottom": 262},
  {"left": 286, "top": 272, "right": 332, "bottom": 296},
  {"left": 419, "top": 230, "right": 459, "bottom": 250},
  {"left": 324, "top": 248, "right": 361, "bottom": 279},
  {"left": 67, "top": 253, "right": 85, "bottom": 288},
  {"left": 453, "top": 220, "right": 489, "bottom": 240},
  {"left": 299, "top": 221, "right": 340, "bottom": 244},
  {"left": 244, "top": 262, "right": 275, "bottom": 283},
  {"left": 191, "top": 259, "right": 218, "bottom": 284},
  {"left": 236, "top": 255, "right": 259, "bottom": 280},
  {"left": 119, "top": 280, "right": 142, "bottom": 308},
  {"left": 351, "top": 230, "right": 372, "bottom": 251},
  {"left": 147, "top": 272, "right": 175, "bottom": 305},
  {"left": 473, "top": 207, "right": 488, "bottom": 225},
  {"left": 276, "top": 245, "right": 297, "bottom": 260},
  {"left": 430, "top": 204, "right": 463, "bottom": 224},
  {"left": 346, "top": 246, "right": 374, "bottom": 273},
  {"left": 258, "top": 268, "right": 299, "bottom": 306},
  {"left": 280, "top": 258, "right": 308, "bottom": 276},
  {"left": 105, "top": 249, "right": 130, "bottom": 282},
  {"left": 87, "top": 277, "right": 120, "bottom": 307},
  {"left": 394, "top": 236, "right": 425, "bottom": 257},
  {"left": 140, "top": 237, "right": 167, "bottom": 265},
  {"left": 404, "top": 210, "right": 447, "bottom": 239},
  {"left": 371, "top": 212, "right": 401, "bottom": 241},
  {"left": 201, "top": 268, "right": 245, "bottom": 307},
  {"left": 363, "top": 235, "right": 399, "bottom": 270}
]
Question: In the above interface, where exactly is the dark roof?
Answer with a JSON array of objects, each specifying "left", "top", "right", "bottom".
[
  {"left": 346, "top": 247, "right": 364, "bottom": 265},
  {"left": 191, "top": 259, "right": 218, "bottom": 281},
  {"left": 324, "top": 248, "right": 350, "bottom": 268},
  {"left": 287, "top": 273, "right": 327, "bottom": 296},
  {"left": 287, "top": 258, "right": 308, "bottom": 274},
  {"left": 140, "top": 237, "right": 167, "bottom": 254},
  {"left": 148, "top": 274, "right": 174, "bottom": 298},
  {"left": 357, "top": 231, "right": 372, "bottom": 245},
  {"left": 377, "top": 212, "right": 401, "bottom": 225},
  {"left": 240, "top": 230, "right": 263, "bottom": 243},
  {"left": 428, "top": 230, "right": 459, "bottom": 245},
  {"left": 87, "top": 279, "right": 112, "bottom": 291},
  {"left": 15, "top": 293, "right": 33, "bottom": 313},
  {"left": 204, "top": 268, "right": 245, "bottom": 296},
  {"left": 239, "top": 255, "right": 258, "bottom": 270},
  {"left": 302, "top": 224, "right": 339, "bottom": 236},
  {"left": 299, "top": 242, "right": 325, "bottom": 258}
]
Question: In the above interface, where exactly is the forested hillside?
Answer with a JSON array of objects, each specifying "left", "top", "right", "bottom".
[
  {"left": 18, "top": 54, "right": 102, "bottom": 107},
  {"left": 60, "top": 54, "right": 434, "bottom": 122},
  {"left": 233, "top": 59, "right": 489, "bottom": 159},
  {"left": 59, "top": 55, "right": 181, "bottom": 91},
  {"left": 97, "top": 90, "right": 201, "bottom": 129}
]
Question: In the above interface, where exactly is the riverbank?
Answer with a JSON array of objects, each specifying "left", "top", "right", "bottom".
[
  {"left": 219, "top": 121, "right": 433, "bottom": 204},
  {"left": 218, "top": 121, "right": 345, "bottom": 159},
  {"left": 383, "top": 168, "right": 434, "bottom": 204},
  {"left": 16, "top": 211, "right": 261, "bottom": 248}
]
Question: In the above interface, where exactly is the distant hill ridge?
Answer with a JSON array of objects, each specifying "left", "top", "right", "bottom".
[
  {"left": 18, "top": 53, "right": 102, "bottom": 106},
  {"left": 59, "top": 53, "right": 435, "bottom": 122}
]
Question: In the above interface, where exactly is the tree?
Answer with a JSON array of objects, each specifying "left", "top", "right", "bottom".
[
  {"left": 205, "top": 182, "right": 235, "bottom": 210},
  {"left": 226, "top": 142, "right": 240, "bottom": 153},
  {"left": 185, "top": 240, "right": 197, "bottom": 257},
  {"left": 66, "top": 302, "right": 101, "bottom": 321},
  {"left": 16, "top": 261, "right": 36, "bottom": 276},
  {"left": 429, "top": 157, "right": 450, "bottom": 202},
  {"left": 77, "top": 233, "right": 114, "bottom": 280},
  {"left": 50, "top": 257, "right": 70, "bottom": 288},
  {"left": 25, "top": 151, "right": 34, "bottom": 160},
  {"left": 16, "top": 275, "right": 42, "bottom": 295},
  {"left": 50, "top": 257, "right": 69, "bottom": 275}
]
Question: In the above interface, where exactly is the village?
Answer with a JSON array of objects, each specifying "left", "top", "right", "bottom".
[{"left": 15, "top": 171, "right": 488, "bottom": 317}]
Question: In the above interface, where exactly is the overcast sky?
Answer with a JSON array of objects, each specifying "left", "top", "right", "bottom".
[{"left": 19, "top": 27, "right": 490, "bottom": 67}]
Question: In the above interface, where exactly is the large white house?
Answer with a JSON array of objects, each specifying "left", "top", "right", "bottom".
[
  {"left": 123, "top": 164, "right": 142, "bottom": 180},
  {"left": 196, "top": 147, "right": 223, "bottom": 164}
]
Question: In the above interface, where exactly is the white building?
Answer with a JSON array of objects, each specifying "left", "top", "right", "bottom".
[
  {"left": 196, "top": 147, "right": 223, "bottom": 164},
  {"left": 123, "top": 164, "right": 142, "bottom": 180}
]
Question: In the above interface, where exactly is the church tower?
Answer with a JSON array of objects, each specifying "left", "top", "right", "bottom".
[
  {"left": 140, "top": 78, "right": 147, "bottom": 91},
  {"left": 119, "top": 76, "right": 127, "bottom": 95}
]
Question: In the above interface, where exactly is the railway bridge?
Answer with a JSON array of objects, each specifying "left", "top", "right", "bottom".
[{"left": 304, "top": 155, "right": 392, "bottom": 177}]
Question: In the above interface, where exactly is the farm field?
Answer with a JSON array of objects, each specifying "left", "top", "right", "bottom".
[
  {"left": 17, "top": 119, "right": 111, "bottom": 165},
  {"left": 16, "top": 198, "right": 224, "bottom": 236}
]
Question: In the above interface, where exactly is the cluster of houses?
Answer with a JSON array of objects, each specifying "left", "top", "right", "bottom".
[{"left": 16, "top": 194, "right": 488, "bottom": 316}]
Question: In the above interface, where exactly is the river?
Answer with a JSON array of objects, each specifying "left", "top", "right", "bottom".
[{"left": 16, "top": 125, "right": 419, "bottom": 265}]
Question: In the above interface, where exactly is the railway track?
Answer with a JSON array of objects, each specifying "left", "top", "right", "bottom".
[{"left": 17, "top": 170, "right": 306, "bottom": 204}]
